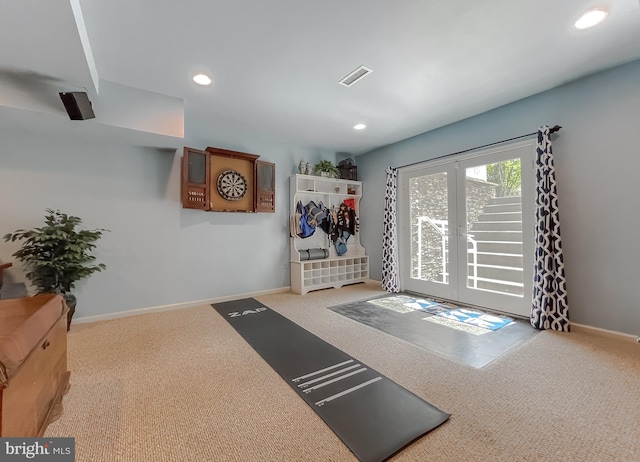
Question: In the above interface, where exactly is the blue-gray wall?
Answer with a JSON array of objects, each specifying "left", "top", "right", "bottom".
[
  {"left": 356, "top": 59, "right": 640, "bottom": 335},
  {"left": 0, "top": 115, "right": 334, "bottom": 319},
  {"left": 2, "top": 59, "right": 639, "bottom": 335}
]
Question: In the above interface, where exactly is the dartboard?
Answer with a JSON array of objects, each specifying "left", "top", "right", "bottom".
[{"left": 216, "top": 170, "right": 248, "bottom": 201}]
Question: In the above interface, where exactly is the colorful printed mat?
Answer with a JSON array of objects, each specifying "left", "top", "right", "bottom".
[
  {"left": 436, "top": 308, "right": 514, "bottom": 331},
  {"left": 367, "top": 295, "right": 513, "bottom": 334},
  {"left": 329, "top": 293, "right": 538, "bottom": 368},
  {"left": 367, "top": 295, "right": 452, "bottom": 314}
]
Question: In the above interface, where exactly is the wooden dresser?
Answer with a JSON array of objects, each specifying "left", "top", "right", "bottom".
[{"left": 0, "top": 294, "right": 71, "bottom": 436}]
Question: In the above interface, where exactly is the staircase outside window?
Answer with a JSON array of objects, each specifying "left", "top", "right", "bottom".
[{"left": 416, "top": 195, "right": 523, "bottom": 297}]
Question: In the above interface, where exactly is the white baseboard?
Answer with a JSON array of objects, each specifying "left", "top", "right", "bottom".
[
  {"left": 72, "top": 286, "right": 291, "bottom": 325},
  {"left": 571, "top": 322, "right": 638, "bottom": 342}
]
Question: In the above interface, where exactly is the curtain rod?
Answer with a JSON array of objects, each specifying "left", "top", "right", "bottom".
[{"left": 395, "top": 124, "right": 562, "bottom": 170}]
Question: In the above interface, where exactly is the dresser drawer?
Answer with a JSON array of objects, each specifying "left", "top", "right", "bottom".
[{"left": 0, "top": 296, "right": 69, "bottom": 437}]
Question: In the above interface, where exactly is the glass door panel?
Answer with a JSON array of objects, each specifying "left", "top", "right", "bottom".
[
  {"left": 401, "top": 141, "right": 534, "bottom": 317},
  {"left": 464, "top": 158, "right": 523, "bottom": 295},
  {"left": 402, "top": 164, "right": 457, "bottom": 300}
]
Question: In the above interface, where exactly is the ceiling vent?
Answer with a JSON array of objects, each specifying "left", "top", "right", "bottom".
[{"left": 338, "top": 65, "right": 373, "bottom": 87}]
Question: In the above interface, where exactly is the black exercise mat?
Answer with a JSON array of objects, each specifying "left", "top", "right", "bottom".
[{"left": 212, "top": 298, "right": 450, "bottom": 462}]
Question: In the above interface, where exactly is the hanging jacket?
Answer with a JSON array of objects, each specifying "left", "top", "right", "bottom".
[{"left": 332, "top": 202, "right": 357, "bottom": 242}]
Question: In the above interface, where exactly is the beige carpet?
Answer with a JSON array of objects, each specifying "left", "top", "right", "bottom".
[{"left": 47, "top": 282, "right": 640, "bottom": 461}]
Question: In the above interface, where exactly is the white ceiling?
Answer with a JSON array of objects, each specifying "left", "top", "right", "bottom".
[{"left": 2, "top": 0, "right": 640, "bottom": 154}]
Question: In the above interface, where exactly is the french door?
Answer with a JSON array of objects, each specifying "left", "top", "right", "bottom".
[{"left": 399, "top": 141, "right": 535, "bottom": 317}]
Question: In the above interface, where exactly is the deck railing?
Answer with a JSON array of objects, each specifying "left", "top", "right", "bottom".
[{"left": 416, "top": 217, "right": 478, "bottom": 288}]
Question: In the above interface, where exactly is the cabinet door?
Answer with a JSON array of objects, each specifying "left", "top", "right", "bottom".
[
  {"left": 181, "top": 147, "right": 210, "bottom": 210},
  {"left": 256, "top": 160, "right": 275, "bottom": 213}
]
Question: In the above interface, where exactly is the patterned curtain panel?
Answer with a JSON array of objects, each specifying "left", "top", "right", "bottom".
[
  {"left": 531, "top": 125, "right": 569, "bottom": 331},
  {"left": 381, "top": 167, "right": 400, "bottom": 293}
]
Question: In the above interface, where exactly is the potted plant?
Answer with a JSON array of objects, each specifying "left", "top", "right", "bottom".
[
  {"left": 314, "top": 160, "right": 340, "bottom": 178},
  {"left": 3, "top": 209, "right": 108, "bottom": 330}
]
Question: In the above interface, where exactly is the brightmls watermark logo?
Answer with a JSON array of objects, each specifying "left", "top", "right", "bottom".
[{"left": 1, "top": 438, "right": 74, "bottom": 461}]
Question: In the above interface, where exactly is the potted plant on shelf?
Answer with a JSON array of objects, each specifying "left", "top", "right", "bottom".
[
  {"left": 3, "top": 209, "right": 108, "bottom": 330},
  {"left": 314, "top": 160, "right": 340, "bottom": 178}
]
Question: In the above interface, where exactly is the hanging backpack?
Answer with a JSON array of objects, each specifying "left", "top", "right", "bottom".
[
  {"left": 319, "top": 205, "right": 332, "bottom": 234},
  {"left": 335, "top": 234, "right": 348, "bottom": 255},
  {"left": 297, "top": 200, "right": 315, "bottom": 238},
  {"left": 305, "top": 200, "right": 327, "bottom": 228}
]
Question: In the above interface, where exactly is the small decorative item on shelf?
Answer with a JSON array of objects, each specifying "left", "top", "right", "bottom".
[
  {"left": 347, "top": 187, "right": 357, "bottom": 195},
  {"left": 338, "top": 158, "right": 358, "bottom": 180},
  {"left": 298, "top": 161, "right": 312, "bottom": 175},
  {"left": 314, "top": 160, "right": 340, "bottom": 178}
]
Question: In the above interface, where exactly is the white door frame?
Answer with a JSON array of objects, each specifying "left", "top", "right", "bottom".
[{"left": 398, "top": 140, "right": 535, "bottom": 317}]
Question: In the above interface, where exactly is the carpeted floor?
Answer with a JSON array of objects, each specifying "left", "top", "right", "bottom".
[{"left": 46, "top": 281, "right": 640, "bottom": 461}]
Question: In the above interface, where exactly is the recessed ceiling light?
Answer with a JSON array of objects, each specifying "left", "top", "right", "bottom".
[
  {"left": 193, "top": 73, "right": 212, "bottom": 86},
  {"left": 574, "top": 8, "right": 608, "bottom": 30},
  {"left": 354, "top": 123, "right": 367, "bottom": 130}
]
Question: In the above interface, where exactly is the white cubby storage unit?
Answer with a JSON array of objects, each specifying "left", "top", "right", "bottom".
[{"left": 290, "top": 174, "right": 369, "bottom": 295}]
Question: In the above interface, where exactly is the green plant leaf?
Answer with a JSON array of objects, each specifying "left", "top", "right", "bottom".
[{"left": 4, "top": 209, "right": 109, "bottom": 297}]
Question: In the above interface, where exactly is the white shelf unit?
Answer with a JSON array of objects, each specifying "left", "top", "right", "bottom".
[{"left": 290, "top": 174, "right": 369, "bottom": 295}]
